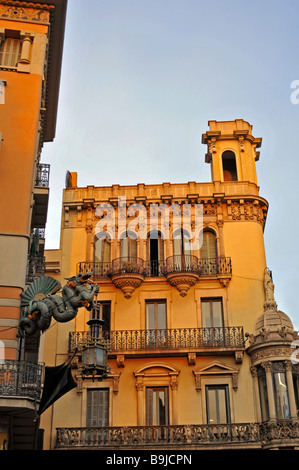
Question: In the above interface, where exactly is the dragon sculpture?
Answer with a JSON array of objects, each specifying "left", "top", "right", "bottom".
[{"left": 19, "top": 271, "right": 99, "bottom": 337}]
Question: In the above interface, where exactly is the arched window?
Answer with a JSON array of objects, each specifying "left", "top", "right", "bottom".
[
  {"left": 200, "top": 230, "right": 217, "bottom": 260},
  {"left": 120, "top": 231, "right": 137, "bottom": 259},
  {"left": 147, "top": 230, "right": 164, "bottom": 276},
  {"left": 94, "top": 234, "right": 111, "bottom": 278},
  {"left": 222, "top": 151, "right": 238, "bottom": 181},
  {"left": 200, "top": 230, "right": 218, "bottom": 275},
  {"left": 94, "top": 234, "right": 111, "bottom": 263},
  {"left": 173, "top": 229, "right": 191, "bottom": 257}
]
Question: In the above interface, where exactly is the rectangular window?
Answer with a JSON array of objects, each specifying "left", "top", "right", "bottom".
[
  {"left": 293, "top": 367, "right": 299, "bottom": 414},
  {"left": 146, "top": 387, "right": 169, "bottom": 425},
  {"left": 206, "top": 385, "right": 231, "bottom": 424},
  {"left": 0, "top": 33, "right": 21, "bottom": 68},
  {"left": 91, "top": 301, "right": 111, "bottom": 338},
  {"left": 201, "top": 298, "right": 223, "bottom": 328},
  {"left": 258, "top": 369, "right": 269, "bottom": 421},
  {"left": 86, "top": 388, "right": 109, "bottom": 427},
  {"left": 273, "top": 371, "right": 290, "bottom": 419},
  {"left": 146, "top": 300, "right": 167, "bottom": 330},
  {"left": 145, "top": 300, "right": 167, "bottom": 347}
]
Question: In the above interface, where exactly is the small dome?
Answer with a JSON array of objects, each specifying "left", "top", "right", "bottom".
[{"left": 254, "top": 308, "right": 294, "bottom": 336}]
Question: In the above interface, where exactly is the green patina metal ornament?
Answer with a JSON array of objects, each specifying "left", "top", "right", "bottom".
[{"left": 19, "top": 271, "right": 99, "bottom": 336}]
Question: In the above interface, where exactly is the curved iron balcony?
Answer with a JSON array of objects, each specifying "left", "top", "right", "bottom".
[
  {"left": 77, "top": 261, "right": 112, "bottom": 279},
  {"left": 165, "top": 254, "right": 201, "bottom": 274},
  {"left": 0, "top": 360, "right": 43, "bottom": 400},
  {"left": 110, "top": 257, "right": 146, "bottom": 276},
  {"left": 35, "top": 163, "right": 50, "bottom": 187},
  {"left": 77, "top": 257, "right": 232, "bottom": 280}
]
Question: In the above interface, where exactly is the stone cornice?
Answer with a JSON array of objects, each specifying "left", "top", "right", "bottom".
[{"left": 0, "top": 2, "right": 53, "bottom": 24}]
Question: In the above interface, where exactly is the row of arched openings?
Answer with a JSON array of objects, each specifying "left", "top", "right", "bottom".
[{"left": 94, "top": 229, "right": 217, "bottom": 264}]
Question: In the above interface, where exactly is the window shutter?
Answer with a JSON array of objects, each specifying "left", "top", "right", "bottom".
[
  {"left": 200, "top": 231, "right": 217, "bottom": 259},
  {"left": 86, "top": 389, "right": 109, "bottom": 427},
  {"left": 146, "top": 388, "right": 153, "bottom": 425},
  {"left": 0, "top": 38, "right": 21, "bottom": 67}
]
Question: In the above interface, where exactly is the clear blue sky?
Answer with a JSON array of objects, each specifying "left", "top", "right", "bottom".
[{"left": 42, "top": 0, "right": 299, "bottom": 328}]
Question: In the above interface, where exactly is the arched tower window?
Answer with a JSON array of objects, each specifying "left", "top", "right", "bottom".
[{"left": 222, "top": 151, "right": 238, "bottom": 181}]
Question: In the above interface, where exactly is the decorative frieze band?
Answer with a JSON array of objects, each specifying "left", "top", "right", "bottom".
[
  {"left": 64, "top": 197, "right": 267, "bottom": 229},
  {"left": 0, "top": 2, "right": 53, "bottom": 24},
  {"left": 249, "top": 347, "right": 293, "bottom": 366}
]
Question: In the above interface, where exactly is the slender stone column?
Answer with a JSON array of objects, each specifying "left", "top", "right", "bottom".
[
  {"left": 262, "top": 361, "right": 276, "bottom": 421},
  {"left": 170, "top": 374, "right": 179, "bottom": 425},
  {"left": 19, "top": 33, "right": 32, "bottom": 64},
  {"left": 250, "top": 366, "right": 262, "bottom": 422},
  {"left": 135, "top": 378, "right": 144, "bottom": 426},
  {"left": 285, "top": 361, "right": 298, "bottom": 421}
]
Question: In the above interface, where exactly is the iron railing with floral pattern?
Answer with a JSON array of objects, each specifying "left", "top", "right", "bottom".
[
  {"left": 69, "top": 327, "right": 244, "bottom": 353},
  {"left": 0, "top": 360, "right": 43, "bottom": 400},
  {"left": 77, "top": 256, "right": 232, "bottom": 280},
  {"left": 35, "top": 163, "right": 50, "bottom": 187}
]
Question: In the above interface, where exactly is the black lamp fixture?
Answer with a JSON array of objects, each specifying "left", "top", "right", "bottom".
[{"left": 81, "top": 300, "right": 111, "bottom": 380}]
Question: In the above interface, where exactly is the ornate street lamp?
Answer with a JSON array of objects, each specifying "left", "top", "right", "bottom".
[{"left": 81, "top": 301, "right": 111, "bottom": 380}]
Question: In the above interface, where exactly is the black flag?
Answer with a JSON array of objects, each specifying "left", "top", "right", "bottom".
[{"left": 38, "top": 363, "right": 77, "bottom": 415}]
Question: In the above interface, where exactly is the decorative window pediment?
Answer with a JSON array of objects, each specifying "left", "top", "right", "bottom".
[
  {"left": 134, "top": 362, "right": 180, "bottom": 390},
  {"left": 193, "top": 361, "right": 239, "bottom": 391}
]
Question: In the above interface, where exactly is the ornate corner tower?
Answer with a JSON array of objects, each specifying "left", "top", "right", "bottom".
[{"left": 202, "top": 119, "right": 262, "bottom": 188}]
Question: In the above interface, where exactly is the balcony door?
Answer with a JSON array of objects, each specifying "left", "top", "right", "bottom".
[
  {"left": 173, "top": 229, "right": 192, "bottom": 270},
  {"left": 145, "top": 301, "right": 167, "bottom": 347},
  {"left": 206, "top": 385, "right": 231, "bottom": 424},
  {"left": 120, "top": 233, "right": 137, "bottom": 260},
  {"left": 94, "top": 236, "right": 111, "bottom": 277},
  {"left": 86, "top": 388, "right": 109, "bottom": 427},
  {"left": 91, "top": 301, "right": 111, "bottom": 339},
  {"left": 201, "top": 298, "right": 224, "bottom": 345},
  {"left": 200, "top": 230, "right": 217, "bottom": 274},
  {"left": 146, "top": 387, "right": 169, "bottom": 426},
  {"left": 147, "top": 230, "right": 164, "bottom": 276}
]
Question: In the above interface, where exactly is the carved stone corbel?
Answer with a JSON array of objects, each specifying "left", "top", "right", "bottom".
[
  {"left": 193, "top": 371, "right": 201, "bottom": 392},
  {"left": 232, "top": 372, "right": 238, "bottom": 390},
  {"left": 108, "top": 371, "right": 121, "bottom": 394},
  {"left": 75, "top": 373, "right": 83, "bottom": 394},
  {"left": 234, "top": 351, "right": 244, "bottom": 364},
  {"left": 187, "top": 353, "right": 196, "bottom": 366},
  {"left": 116, "top": 354, "right": 125, "bottom": 368},
  {"left": 170, "top": 374, "right": 179, "bottom": 391}
]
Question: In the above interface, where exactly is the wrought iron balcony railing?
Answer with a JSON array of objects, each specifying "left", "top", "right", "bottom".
[
  {"left": 35, "top": 163, "right": 50, "bottom": 187},
  {"left": 32, "top": 227, "right": 45, "bottom": 239},
  {"left": 78, "top": 261, "right": 112, "bottom": 279},
  {"left": 165, "top": 254, "right": 201, "bottom": 274},
  {"left": 26, "top": 254, "right": 46, "bottom": 283},
  {"left": 0, "top": 360, "right": 43, "bottom": 401},
  {"left": 69, "top": 327, "right": 244, "bottom": 353},
  {"left": 144, "top": 259, "right": 167, "bottom": 277},
  {"left": 56, "top": 422, "right": 261, "bottom": 449},
  {"left": 77, "top": 257, "right": 232, "bottom": 280},
  {"left": 198, "top": 256, "right": 232, "bottom": 276},
  {"left": 111, "top": 257, "right": 146, "bottom": 276}
]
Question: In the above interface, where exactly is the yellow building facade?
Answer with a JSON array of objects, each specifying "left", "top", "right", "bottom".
[{"left": 41, "top": 119, "right": 299, "bottom": 450}]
